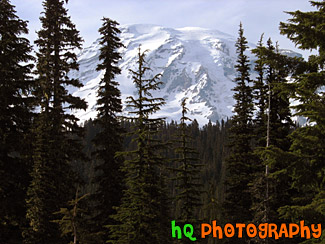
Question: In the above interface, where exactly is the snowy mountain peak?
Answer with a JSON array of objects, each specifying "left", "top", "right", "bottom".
[{"left": 70, "top": 24, "right": 299, "bottom": 125}]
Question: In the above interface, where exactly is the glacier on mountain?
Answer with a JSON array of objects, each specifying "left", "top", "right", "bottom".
[{"left": 69, "top": 24, "right": 301, "bottom": 125}]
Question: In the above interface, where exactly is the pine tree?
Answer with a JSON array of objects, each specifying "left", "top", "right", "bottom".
[
  {"left": 109, "top": 46, "right": 170, "bottom": 244},
  {"left": 172, "top": 98, "right": 204, "bottom": 243},
  {"left": 251, "top": 37, "right": 303, "bottom": 244},
  {"left": 252, "top": 37, "right": 298, "bottom": 150},
  {"left": 0, "top": 0, "right": 34, "bottom": 242},
  {"left": 251, "top": 34, "right": 268, "bottom": 147},
  {"left": 24, "top": 0, "right": 86, "bottom": 243},
  {"left": 249, "top": 36, "right": 269, "bottom": 239},
  {"left": 90, "top": 17, "right": 124, "bottom": 243},
  {"left": 265, "top": 40, "right": 294, "bottom": 150},
  {"left": 278, "top": 2, "right": 325, "bottom": 243},
  {"left": 222, "top": 23, "right": 255, "bottom": 243}
]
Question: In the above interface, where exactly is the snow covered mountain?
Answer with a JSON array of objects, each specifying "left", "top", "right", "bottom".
[{"left": 69, "top": 24, "right": 301, "bottom": 125}]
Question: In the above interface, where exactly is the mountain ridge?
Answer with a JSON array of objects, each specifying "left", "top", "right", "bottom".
[{"left": 69, "top": 24, "right": 301, "bottom": 125}]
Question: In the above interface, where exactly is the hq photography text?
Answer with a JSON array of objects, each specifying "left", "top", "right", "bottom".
[{"left": 171, "top": 220, "right": 322, "bottom": 241}]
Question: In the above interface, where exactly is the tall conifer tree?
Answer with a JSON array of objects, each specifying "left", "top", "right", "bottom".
[
  {"left": 172, "top": 98, "right": 204, "bottom": 243},
  {"left": 250, "top": 38, "right": 301, "bottom": 244},
  {"left": 249, "top": 36, "right": 269, "bottom": 236},
  {"left": 279, "top": 2, "right": 325, "bottom": 243},
  {"left": 222, "top": 23, "right": 254, "bottom": 243},
  {"left": 252, "top": 35, "right": 268, "bottom": 147},
  {"left": 109, "top": 47, "right": 170, "bottom": 244},
  {"left": 90, "top": 17, "right": 124, "bottom": 243},
  {"left": 0, "top": 0, "right": 34, "bottom": 242},
  {"left": 24, "top": 0, "right": 86, "bottom": 243}
]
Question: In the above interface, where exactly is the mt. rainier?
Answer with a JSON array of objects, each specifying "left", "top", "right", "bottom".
[{"left": 69, "top": 24, "right": 300, "bottom": 125}]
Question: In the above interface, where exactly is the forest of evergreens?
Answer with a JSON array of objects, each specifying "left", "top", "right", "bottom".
[{"left": 0, "top": 0, "right": 324, "bottom": 243}]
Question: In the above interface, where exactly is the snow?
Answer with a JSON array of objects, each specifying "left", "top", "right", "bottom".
[{"left": 69, "top": 24, "right": 262, "bottom": 125}]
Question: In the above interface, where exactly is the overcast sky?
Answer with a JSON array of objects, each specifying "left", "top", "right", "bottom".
[{"left": 11, "top": 0, "right": 315, "bottom": 58}]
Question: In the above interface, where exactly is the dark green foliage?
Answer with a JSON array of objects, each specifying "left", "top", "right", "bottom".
[
  {"left": 278, "top": 2, "right": 325, "bottom": 243},
  {"left": 24, "top": 0, "right": 86, "bottom": 243},
  {"left": 2, "top": 1, "right": 324, "bottom": 243},
  {"left": 53, "top": 188, "right": 89, "bottom": 244},
  {"left": 223, "top": 24, "right": 255, "bottom": 236},
  {"left": 263, "top": 40, "right": 295, "bottom": 150},
  {"left": 108, "top": 47, "right": 171, "bottom": 244},
  {"left": 80, "top": 117, "right": 231, "bottom": 243},
  {"left": 250, "top": 36, "right": 304, "bottom": 243},
  {"left": 89, "top": 17, "right": 124, "bottom": 243},
  {"left": 0, "top": 0, "right": 34, "bottom": 242},
  {"left": 24, "top": 112, "right": 64, "bottom": 244},
  {"left": 200, "top": 120, "right": 229, "bottom": 186},
  {"left": 251, "top": 34, "right": 268, "bottom": 148},
  {"left": 172, "top": 98, "right": 204, "bottom": 242},
  {"left": 249, "top": 37, "right": 269, "bottom": 236},
  {"left": 250, "top": 37, "right": 297, "bottom": 214}
]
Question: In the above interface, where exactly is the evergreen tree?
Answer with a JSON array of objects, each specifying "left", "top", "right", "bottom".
[
  {"left": 109, "top": 46, "right": 170, "bottom": 244},
  {"left": 252, "top": 37, "right": 300, "bottom": 150},
  {"left": 53, "top": 188, "right": 89, "bottom": 244},
  {"left": 24, "top": 0, "right": 86, "bottom": 243},
  {"left": 265, "top": 40, "right": 294, "bottom": 150},
  {"left": 251, "top": 34, "right": 268, "bottom": 147},
  {"left": 172, "top": 98, "right": 204, "bottom": 243},
  {"left": 0, "top": 0, "right": 34, "bottom": 242},
  {"left": 249, "top": 36, "right": 269, "bottom": 238},
  {"left": 278, "top": 2, "right": 325, "bottom": 243},
  {"left": 251, "top": 37, "right": 303, "bottom": 244},
  {"left": 90, "top": 17, "right": 124, "bottom": 243},
  {"left": 222, "top": 23, "right": 254, "bottom": 243}
]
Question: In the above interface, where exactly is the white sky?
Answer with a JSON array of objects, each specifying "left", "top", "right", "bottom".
[{"left": 11, "top": 0, "right": 315, "bottom": 58}]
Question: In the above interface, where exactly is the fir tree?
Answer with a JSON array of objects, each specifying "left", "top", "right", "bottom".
[
  {"left": 24, "top": 0, "right": 86, "bottom": 243},
  {"left": 278, "top": 2, "right": 325, "bottom": 243},
  {"left": 0, "top": 0, "right": 34, "bottom": 242},
  {"left": 53, "top": 188, "right": 89, "bottom": 244},
  {"left": 251, "top": 37, "right": 303, "bottom": 244},
  {"left": 172, "top": 98, "right": 204, "bottom": 243},
  {"left": 90, "top": 17, "right": 124, "bottom": 243},
  {"left": 249, "top": 36, "right": 269, "bottom": 239},
  {"left": 251, "top": 34, "right": 268, "bottom": 147},
  {"left": 264, "top": 40, "right": 294, "bottom": 150},
  {"left": 109, "top": 46, "right": 170, "bottom": 244},
  {"left": 252, "top": 37, "right": 298, "bottom": 150},
  {"left": 222, "top": 23, "right": 254, "bottom": 243}
]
